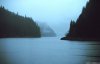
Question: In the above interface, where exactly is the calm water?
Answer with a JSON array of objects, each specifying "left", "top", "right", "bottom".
[{"left": 0, "top": 37, "right": 100, "bottom": 64}]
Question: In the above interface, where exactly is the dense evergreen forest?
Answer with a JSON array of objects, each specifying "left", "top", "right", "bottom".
[
  {"left": 0, "top": 6, "right": 41, "bottom": 38},
  {"left": 61, "top": 0, "right": 100, "bottom": 41}
]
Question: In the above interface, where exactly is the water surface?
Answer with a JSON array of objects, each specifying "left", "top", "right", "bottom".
[{"left": 0, "top": 37, "right": 100, "bottom": 64}]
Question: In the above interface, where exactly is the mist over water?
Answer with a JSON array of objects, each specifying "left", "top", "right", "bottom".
[
  {"left": 0, "top": 0, "right": 88, "bottom": 36},
  {"left": 0, "top": 1, "right": 100, "bottom": 64}
]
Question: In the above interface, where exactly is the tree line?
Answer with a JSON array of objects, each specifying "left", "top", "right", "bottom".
[{"left": 0, "top": 6, "right": 41, "bottom": 37}]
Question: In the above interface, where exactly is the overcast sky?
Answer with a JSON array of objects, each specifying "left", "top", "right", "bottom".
[{"left": 0, "top": 0, "right": 89, "bottom": 36}]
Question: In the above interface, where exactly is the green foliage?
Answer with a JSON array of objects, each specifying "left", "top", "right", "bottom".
[{"left": 0, "top": 6, "right": 41, "bottom": 37}]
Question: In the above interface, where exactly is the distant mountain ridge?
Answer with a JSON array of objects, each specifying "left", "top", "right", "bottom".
[
  {"left": 61, "top": 0, "right": 100, "bottom": 41},
  {"left": 0, "top": 6, "right": 41, "bottom": 37},
  {"left": 37, "top": 22, "right": 56, "bottom": 37}
]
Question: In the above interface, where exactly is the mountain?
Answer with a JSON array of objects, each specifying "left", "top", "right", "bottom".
[
  {"left": 0, "top": 6, "right": 41, "bottom": 38},
  {"left": 37, "top": 22, "right": 56, "bottom": 37},
  {"left": 61, "top": 0, "right": 100, "bottom": 41}
]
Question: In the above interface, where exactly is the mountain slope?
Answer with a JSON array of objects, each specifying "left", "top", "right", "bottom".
[
  {"left": 61, "top": 0, "right": 100, "bottom": 41},
  {"left": 0, "top": 6, "right": 41, "bottom": 37},
  {"left": 37, "top": 22, "right": 56, "bottom": 37}
]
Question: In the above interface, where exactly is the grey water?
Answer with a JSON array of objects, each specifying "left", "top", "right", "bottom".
[{"left": 0, "top": 37, "right": 100, "bottom": 64}]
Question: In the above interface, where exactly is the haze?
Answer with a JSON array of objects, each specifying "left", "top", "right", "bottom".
[{"left": 0, "top": 0, "right": 88, "bottom": 36}]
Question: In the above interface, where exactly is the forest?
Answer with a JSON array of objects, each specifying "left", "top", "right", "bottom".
[
  {"left": 61, "top": 0, "right": 100, "bottom": 41},
  {"left": 0, "top": 6, "right": 41, "bottom": 37}
]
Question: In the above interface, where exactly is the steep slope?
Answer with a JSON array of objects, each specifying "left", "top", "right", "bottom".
[
  {"left": 37, "top": 22, "right": 56, "bottom": 37},
  {"left": 0, "top": 6, "right": 41, "bottom": 37},
  {"left": 61, "top": 0, "right": 100, "bottom": 40}
]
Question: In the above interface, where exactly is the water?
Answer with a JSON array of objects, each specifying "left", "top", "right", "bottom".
[{"left": 0, "top": 37, "right": 100, "bottom": 64}]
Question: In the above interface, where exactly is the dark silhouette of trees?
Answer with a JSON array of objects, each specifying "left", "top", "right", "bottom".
[
  {"left": 61, "top": 0, "right": 100, "bottom": 41},
  {"left": 0, "top": 6, "right": 41, "bottom": 38},
  {"left": 66, "top": 20, "right": 76, "bottom": 38}
]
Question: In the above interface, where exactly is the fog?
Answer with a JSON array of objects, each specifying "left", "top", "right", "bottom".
[{"left": 0, "top": 0, "right": 88, "bottom": 36}]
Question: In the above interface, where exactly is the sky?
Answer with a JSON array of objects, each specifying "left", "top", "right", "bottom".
[{"left": 0, "top": 0, "right": 89, "bottom": 36}]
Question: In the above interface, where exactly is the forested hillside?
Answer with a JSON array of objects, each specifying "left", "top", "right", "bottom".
[
  {"left": 61, "top": 0, "right": 100, "bottom": 41},
  {"left": 0, "top": 6, "right": 41, "bottom": 38}
]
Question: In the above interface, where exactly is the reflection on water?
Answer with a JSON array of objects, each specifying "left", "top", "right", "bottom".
[{"left": 0, "top": 37, "right": 100, "bottom": 64}]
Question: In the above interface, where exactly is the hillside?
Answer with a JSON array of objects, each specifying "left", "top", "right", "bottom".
[
  {"left": 61, "top": 0, "right": 100, "bottom": 41},
  {"left": 37, "top": 22, "right": 56, "bottom": 37},
  {"left": 0, "top": 6, "right": 41, "bottom": 38}
]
